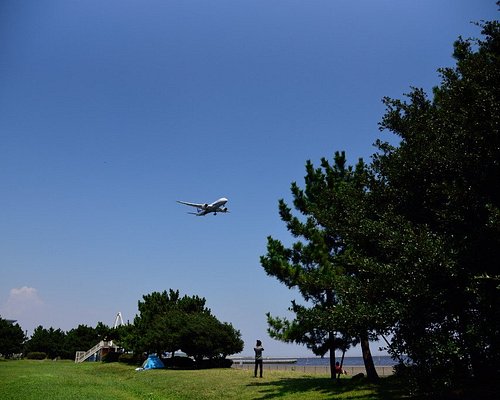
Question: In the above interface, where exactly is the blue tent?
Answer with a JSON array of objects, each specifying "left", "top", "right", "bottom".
[{"left": 142, "top": 354, "right": 165, "bottom": 370}]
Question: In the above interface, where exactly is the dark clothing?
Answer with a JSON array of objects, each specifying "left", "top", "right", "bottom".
[
  {"left": 254, "top": 358, "right": 263, "bottom": 377},
  {"left": 254, "top": 345, "right": 264, "bottom": 377}
]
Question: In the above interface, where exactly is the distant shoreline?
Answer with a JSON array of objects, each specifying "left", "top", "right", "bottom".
[
  {"left": 230, "top": 356, "right": 396, "bottom": 376},
  {"left": 231, "top": 362, "right": 394, "bottom": 377},
  {"left": 229, "top": 355, "right": 396, "bottom": 367}
]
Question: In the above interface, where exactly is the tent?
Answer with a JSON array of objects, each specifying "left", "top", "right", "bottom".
[{"left": 140, "top": 354, "right": 165, "bottom": 370}]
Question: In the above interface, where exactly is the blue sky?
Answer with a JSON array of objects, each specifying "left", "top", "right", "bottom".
[{"left": 1, "top": 1, "right": 497, "bottom": 357}]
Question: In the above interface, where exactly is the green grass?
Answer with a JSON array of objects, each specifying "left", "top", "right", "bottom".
[{"left": 0, "top": 360, "right": 407, "bottom": 400}]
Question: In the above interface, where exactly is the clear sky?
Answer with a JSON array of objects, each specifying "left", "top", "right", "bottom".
[{"left": 1, "top": 1, "right": 497, "bottom": 358}]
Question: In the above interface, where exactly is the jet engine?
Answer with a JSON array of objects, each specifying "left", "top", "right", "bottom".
[{"left": 220, "top": 207, "right": 228, "bottom": 213}]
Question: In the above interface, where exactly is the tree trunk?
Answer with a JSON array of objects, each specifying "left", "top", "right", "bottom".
[
  {"left": 337, "top": 349, "right": 346, "bottom": 381},
  {"left": 328, "top": 331, "right": 336, "bottom": 380},
  {"left": 360, "top": 332, "right": 379, "bottom": 381}
]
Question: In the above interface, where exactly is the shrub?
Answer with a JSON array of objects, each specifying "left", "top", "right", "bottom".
[
  {"left": 196, "top": 357, "right": 233, "bottom": 369},
  {"left": 118, "top": 352, "right": 143, "bottom": 365},
  {"left": 102, "top": 351, "right": 121, "bottom": 363},
  {"left": 26, "top": 352, "right": 47, "bottom": 360},
  {"left": 163, "top": 355, "right": 195, "bottom": 369}
]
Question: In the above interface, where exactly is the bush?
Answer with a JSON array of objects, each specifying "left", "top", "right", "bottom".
[
  {"left": 118, "top": 352, "right": 144, "bottom": 365},
  {"left": 26, "top": 352, "right": 47, "bottom": 360},
  {"left": 102, "top": 351, "right": 121, "bottom": 363},
  {"left": 163, "top": 355, "right": 195, "bottom": 369},
  {"left": 196, "top": 357, "right": 233, "bottom": 369}
]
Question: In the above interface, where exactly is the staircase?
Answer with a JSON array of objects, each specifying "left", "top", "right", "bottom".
[
  {"left": 75, "top": 341, "right": 109, "bottom": 363},
  {"left": 75, "top": 312, "right": 125, "bottom": 363}
]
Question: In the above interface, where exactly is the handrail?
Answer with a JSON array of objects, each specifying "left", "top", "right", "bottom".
[{"left": 74, "top": 341, "right": 106, "bottom": 363}]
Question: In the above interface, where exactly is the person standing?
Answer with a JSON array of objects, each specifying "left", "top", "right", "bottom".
[{"left": 254, "top": 340, "right": 264, "bottom": 378}]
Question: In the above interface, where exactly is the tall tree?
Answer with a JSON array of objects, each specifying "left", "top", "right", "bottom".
[
  {"left": 0, "top": 317, "right": 26, "bottom": 358},
  {"left": 132, "top": 290, "right": 196, "bottom": 356},
  {"left": 180, "top": 313, "right": 243, "bottom": 364},
  {"left": 367, "top": 16, "right": 500, "bottom": 393},
  {"left": 261, "top": 152, "right": 379, "bottom": 380},
  {"left": 130, "top": 289, "right": 243, "bottom": 364},
  {"left": 263, "top": 10, "right": 498, "bottom": 395},
  {"left": 63, "top": 324, "right": 101, "bottom": 359},
  {"left": 25, "top": 326, "right": 66, "bottom": 359}
]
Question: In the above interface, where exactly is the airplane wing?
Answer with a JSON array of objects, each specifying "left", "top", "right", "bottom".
[{"left": 176, "top": 200, "right": 205, "bottom": 209}]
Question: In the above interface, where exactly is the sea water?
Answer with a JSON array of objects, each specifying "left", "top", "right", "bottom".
[{"left": 295, "top": 355, "right": 396, "bottom": 366}]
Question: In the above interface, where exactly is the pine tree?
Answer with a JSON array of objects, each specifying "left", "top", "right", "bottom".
[{"left": 261, "top": 152, "right": 379, "bottom": 380}]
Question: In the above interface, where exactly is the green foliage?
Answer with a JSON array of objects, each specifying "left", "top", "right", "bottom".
[
  {"left": 163, "top": 355, "right": 195, "bottom": 369},
  {"left": 25, "top": 326, "right": 66, "bottom": 359},
  {"left": 94, "top": 322, "right": 114, "bottom": 341},
  {"left": 216, "top": 322, "right": 246, "bottom": 358},
  {"left": 128, "top": 289, "right": 243, "bottom": 365},
  {"left": 261, "top": 12, "right": 500, "bottom": 396},
  {"left": 261, "top": 152, "right": 380, "bottom": 379},
  {"left": 180, "top": 313, "right": 243, "bottom": 363},
  {"left": 101, "top": 351, "right": 120, "bottom": 363},
  {"left": 131, "top": 289, "right": 200, "bottom": 355},
  {"left": 25, "top": 352, "right": 47, "bottom": 360},
  {"left": 63, "top": 324, "right": 101, "bottom": 359},
  {"left": 117, "top": 352, "right": 143, "bottom": 365},
  {"left": 369, "top": 17, "right": 500, "bottom": 393},
  {"left": 0, "top": 317, "right": 26, "bottom": 358},
  {"left": 24, "top": 322, "right": 112, "bottom": 360}
]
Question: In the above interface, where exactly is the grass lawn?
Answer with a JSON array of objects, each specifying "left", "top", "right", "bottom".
[{"left": 0, "top": 360, "right": 408, "bottom": 400}]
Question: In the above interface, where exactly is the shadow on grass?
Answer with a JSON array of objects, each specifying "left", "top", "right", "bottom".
[{"left": 247, "top": 375, "right": 408, "bottom": 400}]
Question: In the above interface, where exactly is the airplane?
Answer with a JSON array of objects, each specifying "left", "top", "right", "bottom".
[{"left": 176, "top": 197, "right": 229, "bottom": 216}]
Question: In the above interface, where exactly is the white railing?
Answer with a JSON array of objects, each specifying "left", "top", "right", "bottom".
[
  {"left": 231, "top": 363, "right": 394, "bottom": 376},
  {"left": 74, "top": 341, "right": 107, "bottom": 363}
]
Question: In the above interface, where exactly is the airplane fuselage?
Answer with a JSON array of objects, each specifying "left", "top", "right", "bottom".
[
  {"left": 200, "top": 197, "right": 228, "bottom": 215},
  {"left": 177, "top": 197, "right": 229, "bottom": 216}
]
